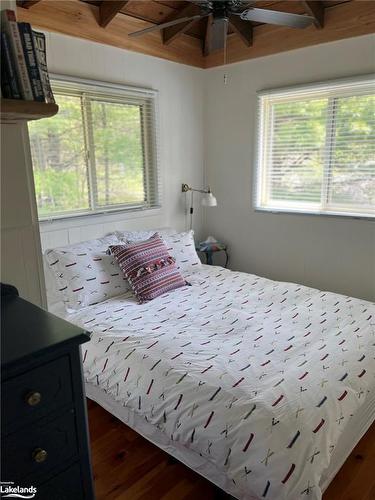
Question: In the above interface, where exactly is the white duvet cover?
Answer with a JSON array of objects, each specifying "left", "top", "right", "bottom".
[{"left": 66, "top": 266, "right": 375, "bottom": 500}]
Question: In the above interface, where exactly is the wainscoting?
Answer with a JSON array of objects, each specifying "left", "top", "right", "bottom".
[{"left": 39, "top": 209, "right": 170, "bottom": 250}]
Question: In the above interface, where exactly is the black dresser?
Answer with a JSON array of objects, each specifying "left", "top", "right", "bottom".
[{"left": 1, "top": 292, "right": 95, "bottom": 499}]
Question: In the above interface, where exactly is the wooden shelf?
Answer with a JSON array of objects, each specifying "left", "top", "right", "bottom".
[{"left": 0, "top": 99, "right": 59, "bottom": 122}]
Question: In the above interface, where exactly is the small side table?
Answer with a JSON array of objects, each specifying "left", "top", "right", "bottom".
[{"left": 197, "top": 243, "right": 229, "bottom": 268}]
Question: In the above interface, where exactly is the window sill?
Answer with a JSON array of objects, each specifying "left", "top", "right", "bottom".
[
  {"left": 254, "top": 206, "right": 375, "bottom": 221},
  {"left": 39, "top": 206, "right": 163, "bottom": 231}
]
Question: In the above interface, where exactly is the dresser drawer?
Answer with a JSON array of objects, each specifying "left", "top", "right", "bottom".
[
  {"left": 2, "top": 356, "right": 73, "bottom": 431},
  {"left": 37, "top": 462, "right": 84, "bottom": 500},
  {"left": 2, "top": 410, "right": 78, "bottom": 483}
]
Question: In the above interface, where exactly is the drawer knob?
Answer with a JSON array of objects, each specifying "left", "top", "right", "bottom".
[
  {"left": 32, "top": 448, "right": 48, "bottom": 463},
  {"left": 26, "top": 391, "right": 42, "bottom": 406}
]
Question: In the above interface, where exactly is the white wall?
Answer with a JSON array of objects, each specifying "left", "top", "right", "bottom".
[
  {"left": 1, "top": 123, "right": 47, "bottom": 306},
  {"left": 204, "top": 34, "right": 375, "bottom": 301},
  {"left": 39, "top": 31, "right": 205, "bottom": 250},
  {"left": 0, "top": 0, "right": 47, "bottom": 306}
]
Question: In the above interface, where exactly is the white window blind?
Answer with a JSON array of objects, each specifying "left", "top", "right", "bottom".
[
  {"left": 255, "top": 76, "right": 375, "bottom": 218},
  {"left": 29, "top": 76, "right": 160, "bottom": 220}
]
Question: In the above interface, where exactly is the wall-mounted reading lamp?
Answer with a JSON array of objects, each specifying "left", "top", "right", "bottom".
[{"left": 182, "top": 183, "right": 217, "bottom": 230}]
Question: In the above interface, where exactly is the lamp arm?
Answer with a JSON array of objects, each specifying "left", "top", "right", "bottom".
[
  {"left": 191, "top": 188, "right": 209, "bottom": 194},
  {"left": 182, "top": 183, "right": 211, "bottom": 194}
]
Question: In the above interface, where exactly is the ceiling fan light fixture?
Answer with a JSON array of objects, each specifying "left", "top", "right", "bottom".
[{"left": 212, "top": 2, "right": 229, "bottom": 21}]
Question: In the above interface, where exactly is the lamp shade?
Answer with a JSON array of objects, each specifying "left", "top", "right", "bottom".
[{"left": 201, "top": 192, "right": 217, "bottom": 207}]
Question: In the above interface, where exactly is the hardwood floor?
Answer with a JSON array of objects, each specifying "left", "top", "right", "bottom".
[{"left": 87, "top": 399, "right": 375, "bottom": 500}]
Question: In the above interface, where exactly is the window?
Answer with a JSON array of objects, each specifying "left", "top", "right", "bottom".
[
  {"left": 255, "top": 76, "right": 375, "bottom": 218},
  {"left": 29, "top": 76, "right": 160, "bottom": 220}
]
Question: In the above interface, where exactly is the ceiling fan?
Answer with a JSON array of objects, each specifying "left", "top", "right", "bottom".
[{"left": 128, "top": 1, "right": 315, "bottom": 55}]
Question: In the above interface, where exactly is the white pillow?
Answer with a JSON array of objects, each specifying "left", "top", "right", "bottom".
[
  {"left": 43, "top": 256, "right": 68, "bottom": 317},
  {"left": 162, "top": 230, "right": 202, "bottom": 274},
  {"left": 115, "top": 227, "right": 176, "bottom": 242},
  {"left": 44, "top": 234, "right": 128, "bottom": 312}
]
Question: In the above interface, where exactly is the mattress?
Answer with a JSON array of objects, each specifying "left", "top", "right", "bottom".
[{"left": 64, "top": 265, "right": 375, "bottom": 500}]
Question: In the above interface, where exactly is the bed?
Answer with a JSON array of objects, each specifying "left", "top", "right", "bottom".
[{"left": 60, "top": 263, "right": 375, "bottom": 500}]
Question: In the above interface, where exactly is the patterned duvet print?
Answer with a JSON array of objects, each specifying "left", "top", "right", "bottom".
[{"left": 68, "top": 266, "right": 375, "bottom": 500}]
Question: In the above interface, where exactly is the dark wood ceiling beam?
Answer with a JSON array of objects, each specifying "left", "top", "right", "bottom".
[
  {"left": 16, "top": 0, "right": 41, "bottom": 8},
  {"left": 229, "top": 16, "right": 253, "bottom": 47},
  {"left": 162, "top": 3, "right": 201, "bottom": 45},
  {"left": 301, "top": 1, "right": 325, "bottom": 28},
  {"left": 99, "top": 0, "right": 128, "bottom": 28}
]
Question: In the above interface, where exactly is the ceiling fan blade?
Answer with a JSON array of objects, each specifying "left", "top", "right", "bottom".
[
  {"left": 128, "top": 14, "right": 205, "bottom": 38},
  {"left": 210, "top": 16, "right": 229, "bottom": 53},
  {"left": 240, "top": 8, "right": 314, "bottom": 29}
]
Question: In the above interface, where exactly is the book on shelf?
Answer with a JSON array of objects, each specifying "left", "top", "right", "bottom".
[
  {"left": 32, "top": 31, "right": 55, "bottom": 104},
  {"left": 0, "top": 9, "right": 55, "bottom": 105},
  {"left": 19, "top": 22, "right": 45, "bottom": 102},
  {"left": 1, "top": 31, "right": 21, "bottom": 100},
  {"left": 1, "top": 9, "right": 33, "bottom": 100}
]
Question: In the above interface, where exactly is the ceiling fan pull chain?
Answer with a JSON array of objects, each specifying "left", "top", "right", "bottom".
[{"left": 223, "top": 18, "right": 228, "bottom": 85}]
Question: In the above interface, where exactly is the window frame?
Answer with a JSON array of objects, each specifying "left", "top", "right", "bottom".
[
  {"left": 30, "top": 74, "right": 161, "bottom": 222},
  {"left": 254, "top": 74, "right": 375, "bottom": 220}
]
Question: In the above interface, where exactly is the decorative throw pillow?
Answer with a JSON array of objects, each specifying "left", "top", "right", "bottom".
[
  {"left": 163, "top": 230, "right": 202, "bottom": 274},
  {"left": 109, "top": 234, "right": 188, "bottom": 303},
  {"left": 121, "top": 230, "right": 202, "bottom": 276},
  {"left": 44, "top": 235, "right": 129, "bottom": 311}
]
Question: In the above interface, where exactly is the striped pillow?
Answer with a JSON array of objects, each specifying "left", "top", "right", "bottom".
[{"left": 109, "top": 234, "right": 188, "bottom": 303}]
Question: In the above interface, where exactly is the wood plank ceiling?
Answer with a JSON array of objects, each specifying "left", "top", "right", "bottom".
[{"left": 17, "top": 0, "right": 375, "bottom": 68}]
